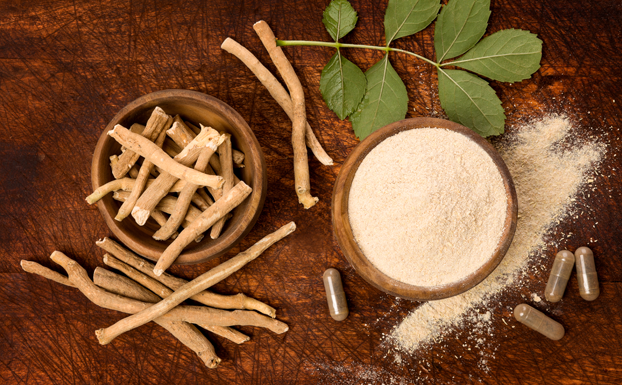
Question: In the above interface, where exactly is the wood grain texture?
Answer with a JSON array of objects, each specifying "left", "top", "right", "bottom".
[{"left": 1, "top": 0, "right": 622, "bottom": 384}]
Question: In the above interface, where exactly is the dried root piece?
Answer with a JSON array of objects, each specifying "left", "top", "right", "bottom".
[
  {"left": 221, "top": 37, "right": 333, "bottom": 166},
  {"left": 108, "top": 125, "right": 224, "bottom": 189},
  {"left": 20, "top": 260, "right": 75, "bottom": 287},
  {"left": 210, "top": 134, "right": 234, "bottom": 239},
  {"left": 167, "top": 120, "right": 196, "bottom": 147},
  {"left": 186, "top": 120, "right": 246, "bottom": 168},
  {"left": 96, "top": 237, "right": 276, "bottom": 317},
  {"left": 115, "top": 126, "right": 169, "bottom": 221},
  {"left": 112, "top": 107, "right": 171, "bottom": 179},
  {"left": 253, "top": 21, "right": 318, "bottom": 209},
  {"left": 86, "top": 178, "right": 137, "bottom": 205},
  {"left": 154, "top": 182, "right": 253, "bottom": 275},
  {"left": 96, "top": 222, "right": 296, "bottom": 344},
  {"left": 149, "top": 210, "right": 179, "bottom": 239},
  {"left": 231, "top": 149, "right": 245, "bottom": 168},
  {"left": 153, "top": 144, "right": 220, "bottom": 241},
  {"left": 194, "top": 189, "right": 214, "bottom": 208},
  {"left": 86, "top": 177, "right": 186, "bottom": 205},
  {"left": 113, "top": 192, "right": 203, "bottom": 242},
  {"left": 94, "top": 265, "right": 248, "bottom": 345},
  {"left": 131, "top": 126, "right": 223, "bottom": 226},
  {"left": 21, "top": 255, "right": 222, "bottom": 368},
  {"left": 94, "top": 267, "right": 160, "bottom": 303}
]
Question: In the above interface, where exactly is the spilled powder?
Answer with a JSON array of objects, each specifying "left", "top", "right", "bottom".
[
  {"left": 348, "top": 128, "right": 507, "bottom": 287},
  {"left": 389, "top": 115, "right": 605, "bottom": 352}
]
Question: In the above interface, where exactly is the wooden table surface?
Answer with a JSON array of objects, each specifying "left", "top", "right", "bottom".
[{"left": 2, "top": 0, "right": 621, "bottom": 383}]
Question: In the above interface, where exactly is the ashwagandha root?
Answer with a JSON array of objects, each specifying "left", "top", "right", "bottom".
[
  {"left": 94, "top": 266, "right": 247, "bottom": 345},
  {"left": 167, "top": 120, "right": 196, "bottom": 148},
  {"left": 96, "top": 222, "right": 296, "bottom": 344},
  {"left": 108, "top": 125, "right": 224, "bottom": 189},
  {"left": 253, "top": 21, "right": 318, "bottom": 209},
  {"left": 112, "top": 107, "right": 171, "bottom": 179},
  {"left": 99, "top": 256, "right": 260, "bottom": 344},
  {"left": 131, "top": 126, "right": 223, "bottom": 226},
  {"left": 94, "top": 267, "right": 161, "bottom": 303},
  {"left": 149, "top": 210, "right": 179, "bottom": 240},
  {"left": 154, "top": 182, "right": 253, "bottom": 276},
  {"left": 21, "top": 255, "right": 223, "bottom": 368},
  {"left": 20, "top": 260, "right": 75, "bottom": 287},
  {"left": 195, "top": 188, "right": 214, "bottom": 208},
  {"left": 210, "top": 134, "right": 234, "bottom": 239},
  {"left": 185, "top": 120, "right": 246, "bottom": 168},
  {"left": 86, "top": 177, "right": 186, "bottom": 205},
  {"left": 87, "top": 178, "right": 138, "bottom": 205},
  {"left": 113, "top": 192, "right": 203, "bottom": 242},
  {"left": 221, "top": 37, "right": 333, "bottom": 166},
  {"left": 96, "top": 237, "right": 276, "bottom": 317},
  {"left": 115, "top": 124, "right": 169, "bottom": 221},
  {"left": 153, "top": 144, "right": 220, "bottom": 241}
]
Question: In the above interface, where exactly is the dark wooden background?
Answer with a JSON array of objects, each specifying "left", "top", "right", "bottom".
[{"left": 2, "top": 0, "right": 621, "bottom": 383}]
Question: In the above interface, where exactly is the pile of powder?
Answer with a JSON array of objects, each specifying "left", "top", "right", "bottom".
[
  {"left": 389, "top": 115, "right": 605, "bottom": 352},
  {"left": 348, "top": 128, "right": 508, "bottom": 287}
]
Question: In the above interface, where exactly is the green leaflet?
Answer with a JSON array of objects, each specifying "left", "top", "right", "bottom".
[
  {"left": 437, "top": 69, "right": 505, "bottom": 137},
  {"left": 350, "top": 56, "right": 408, "bottom": 139},
  {"left": 435, "top": 0, "right": 491, "bottom": 62},
  {"left": 450, "top": 29, "right": 543, "bottom": 82},
  {"left": 320, "top": 51, "right": 367, "bottom": 120},
  {"left": 323, "top": 0, "right": 358, "bottom": 41},
  {"left": 384, "top": 0, "right": 441, "bottom": 44}
]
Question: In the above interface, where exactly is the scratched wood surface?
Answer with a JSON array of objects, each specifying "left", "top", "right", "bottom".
[{"left": 1, "top": 0, "right": 622, "bottom": 383}]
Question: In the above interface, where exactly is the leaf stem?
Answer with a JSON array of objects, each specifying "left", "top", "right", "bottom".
[{"left": 277, "top": 40, "right": 437, "bottom": 67}]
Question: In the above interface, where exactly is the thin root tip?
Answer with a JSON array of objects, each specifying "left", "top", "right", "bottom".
[
  {"left": 221, "top": 37, "right": 233, "bottom": 48},
  {"left": 95, "top": 329, "right": 109, "bottom": 345}
]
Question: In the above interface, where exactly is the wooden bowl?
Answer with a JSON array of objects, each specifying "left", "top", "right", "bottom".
[
  {"left": 92, "top": 89, "right": 267, "bottom": 264},
  {"left": 332, "top": 118, "right": 517, "bottom": 301}
]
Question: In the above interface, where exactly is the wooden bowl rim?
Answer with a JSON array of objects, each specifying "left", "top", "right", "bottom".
[
  {"left": 92, "top": 89, "right": 267, "bottom": 265},
  {"left": 331, "top": 117, "right": 518, "bottom": 301}
]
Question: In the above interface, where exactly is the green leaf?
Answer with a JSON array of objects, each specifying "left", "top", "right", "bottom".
[
  {"left": 323, "top": 0, "right": 358, "bottom": 41},
  {"left": 434, "top": 0, "right": 491, "bottom": 62},
  {"left": 384, "top": 0, "right": 441, "bottom": 44},
  {"left": 350, "top": 56, "right": 408, "bottom": 139},
  {"left": 437, "top": 69, "right": 505, "bottom": 137},
  {"left": 320, "top": 51, "right": 367, "bottom": 120},
  {"left": 449, "top": 29, "right": 543, "bottom": 82}
]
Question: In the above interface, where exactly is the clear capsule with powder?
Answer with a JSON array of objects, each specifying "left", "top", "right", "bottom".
[
  {"left": 323, "top": 268, "right": 349, "bottom": 321},
  {"left": 575, "top": 246, "right": 600, "bottom": 301},
  {"left": 544, "top": 250, "right": 575, "bottom": 302},
  {"left": 514, "top": 303, "right": 565, "bottom": 340}
]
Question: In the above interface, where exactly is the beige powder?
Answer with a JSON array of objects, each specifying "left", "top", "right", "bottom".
[
  {"left": 389, "top": 115, "right": 605, "bottom": 352},
  {"left": 348, "top": 128, "right": 508, "bottom": 287}
]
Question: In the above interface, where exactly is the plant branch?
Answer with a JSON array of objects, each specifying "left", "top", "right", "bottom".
[{"left": 277, "top": 40, "right": 437, "bottom": 67}]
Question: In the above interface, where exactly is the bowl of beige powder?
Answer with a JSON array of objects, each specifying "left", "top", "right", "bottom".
[{"left": 332, "top": 118, "right": 517, "bottom": 301}]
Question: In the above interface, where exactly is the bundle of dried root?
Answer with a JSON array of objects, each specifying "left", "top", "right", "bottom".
[
  {"left": 20, "top": 222, "right": 295, "bottom": 368},
  {"left": 222, "top": 20, "right": 333, "bottom": 209},
  {"left": 85, "top": 107, "right": 251, "bottom": 255}
]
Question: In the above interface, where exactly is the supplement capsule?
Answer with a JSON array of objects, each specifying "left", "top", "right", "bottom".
[
  {"left": 544, "top": 250, "right": 575, "bottom": 302},
  {"left": 575, "top": 246, "right": 600, "bottom": 301},
  {"left": 323, "top": 268, "right": 349, "bottom": 321},
  {"left": 514, "top": 303, "right": 565, "bottom": 340}
]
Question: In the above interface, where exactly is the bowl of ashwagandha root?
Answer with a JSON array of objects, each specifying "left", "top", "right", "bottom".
[
  {"left": 89, "top": 89, "right": 267, "bottom": 269},
  {"left": 332, "top": 117, "right": 517, "bottom": 301}
]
